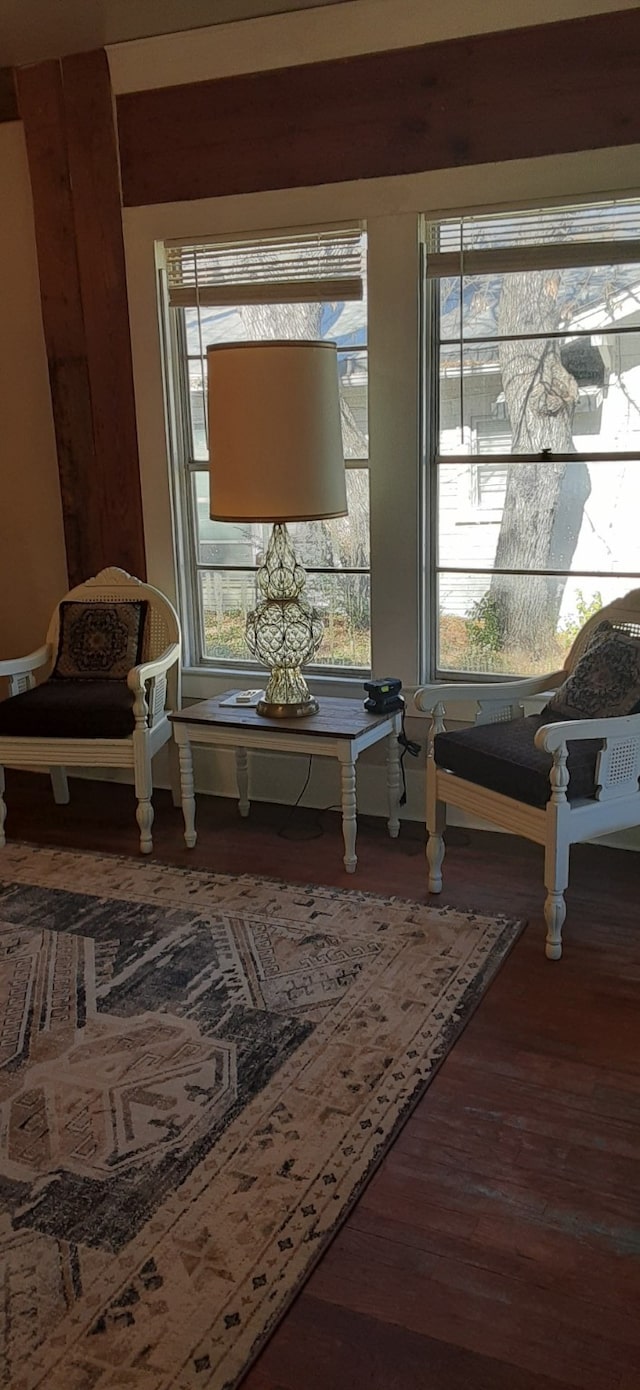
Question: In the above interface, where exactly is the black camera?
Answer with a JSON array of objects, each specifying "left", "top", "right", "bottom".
[{"left": 363, "top": 677, "right": 404, "bottom": 714}]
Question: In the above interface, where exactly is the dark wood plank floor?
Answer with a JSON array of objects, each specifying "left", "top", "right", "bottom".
[{"left": 3, "top": 770, "right": 639, "bottom": 1389}]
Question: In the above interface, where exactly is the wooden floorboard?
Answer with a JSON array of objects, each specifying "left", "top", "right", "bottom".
[{"left": 2, "top": 770, "right": 639, "bottom": 1389}]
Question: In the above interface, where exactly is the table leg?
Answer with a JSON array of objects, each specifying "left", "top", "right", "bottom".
[
  {"left": 235, "top": 746, "right": 250, "bottom": 817},
  {"left": 178, "top": 739, "right": 197, "bottom": 848},
  {"left": 50, "top": 766, "right": 70, "bottom": 805},
  {"left": 340, "top": 755, "right": 357, "bottom": 873},
  {"left": 386, "top": 723, "right": 402, "bottom": 839}
]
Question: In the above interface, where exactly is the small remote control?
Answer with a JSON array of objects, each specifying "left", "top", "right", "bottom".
[{"left": 220, "top": 690, "right": 264, "bottom": 707}]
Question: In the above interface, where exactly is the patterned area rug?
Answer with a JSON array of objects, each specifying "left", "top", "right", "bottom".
[{"left": 0, "top": 843, "right": 521, "bottom": 1390}]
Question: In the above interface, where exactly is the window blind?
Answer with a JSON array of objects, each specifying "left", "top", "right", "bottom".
[
  {"left": 165, "top": 227, "right": 365, "bottom": 308},
  {"left": 426, "top": 198, "right": 640, "bottom": 277}
]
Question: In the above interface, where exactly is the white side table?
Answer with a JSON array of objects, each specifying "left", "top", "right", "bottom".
[{"left": 170, "top": 694, "right": 403, "bottom": 872}]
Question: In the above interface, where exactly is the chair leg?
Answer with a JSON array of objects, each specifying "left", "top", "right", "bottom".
[
  {"left": 0, "top": 766, "right": 5, "bottom": 846},
  {"left": 134, "top": 743, "right": 154, "bottom": 854},
  {"left": 544, "top": 836, "right": 569, "bottom": 961},
  {"left": 426, "top": 767, "right": 446, "bottom": 893},
  {"left": 50, "top": 766, "right": 70, "bottom": 805}
]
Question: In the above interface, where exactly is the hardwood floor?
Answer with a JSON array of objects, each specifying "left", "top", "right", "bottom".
[{"left": 3, "top": 770, "right": 639, "bottom": 1389}]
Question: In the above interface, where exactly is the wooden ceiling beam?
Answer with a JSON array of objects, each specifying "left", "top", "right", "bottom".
[
  {"left": 117, "top": 9, "right": 640, "bottom": 207},
  {"left": 16, "top": 52, "right": 146, "bottom": 587},
  {"left": 0, "top": 67, "right": 18, "bottom": 122}
]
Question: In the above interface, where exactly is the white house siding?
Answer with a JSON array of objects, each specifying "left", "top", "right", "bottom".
[{"left": 438, "top": 354, "right": 640, "bottom": 625}]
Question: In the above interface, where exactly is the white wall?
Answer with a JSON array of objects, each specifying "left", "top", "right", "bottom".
[
  {"left": 111, "top": 2, "right": 640, "bottom": 849},
  {"left": 113, "top": 0, "right": 640, "bottom": 704},
  {"left": 0, "top": 0, "right": 347, "bottom": 66},
  {"left": 109, "top": 0, "right": 640, "bottom": 91},
  {"left": 122, "top": 144, "right": 640, "bottom": 685},
  {"left": 0, "top": 124, "right": 67, "bottom": 662}
]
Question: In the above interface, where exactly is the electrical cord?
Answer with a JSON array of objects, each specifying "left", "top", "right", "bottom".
[
  {"left": 277, "top": 756, "right": 316, "bottom": 838},
  {"left": 396, "top": 699, "right": 421, "bottom": 806},
  {"left": 277, "top": 695, "right": 422, "bottom": 836},
  {"left": 277, "top": 758, "right": 341, "bottom": 840}
]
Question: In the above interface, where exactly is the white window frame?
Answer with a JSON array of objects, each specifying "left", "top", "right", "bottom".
[
  {"left": 164, "top": 228, "right": 372, "bottom": 677},
  {"left": 425, "top": 198, "right": 640, "bottom": 681},
  {"left": 122, "top": 146, "right": 640, "bottom": 706}
]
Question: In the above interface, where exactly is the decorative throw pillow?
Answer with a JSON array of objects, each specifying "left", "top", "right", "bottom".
[
  {"left": 52, "top": 601, "right": 148, "bottom": 680},
  {"left": 545, "top": 620, "right": 640, "bottom": 720}
]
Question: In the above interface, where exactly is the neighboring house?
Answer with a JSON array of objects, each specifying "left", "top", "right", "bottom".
[{"left": 438, "top": 279, "right": 640, "bottom": 628}]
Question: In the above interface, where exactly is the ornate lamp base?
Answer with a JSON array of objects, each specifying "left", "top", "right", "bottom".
[
  {"left": 258, "top": 694, "right": 319, "bottom": 719},
  {"left": 246, "top": 523, "right": 323, "bottom": 719}
]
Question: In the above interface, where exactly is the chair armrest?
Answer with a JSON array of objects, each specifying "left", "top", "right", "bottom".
[
  {"left": 127, "top": 643, "right": 181, "bottom": 693},
  {"left": 535, "top": 711, "right": 640, "bottom": 752},
  {"left": 0, "top": 644, "right": 51, "bottom": 679},
  {"left": 127, "top": 643, "right": 181, "bottom": 729},
  {"left": 414, "top": 671, "right": 564, "bottom": 714},
  {"left": 536, "top": 712, "right": 640, "bottom": 805}
]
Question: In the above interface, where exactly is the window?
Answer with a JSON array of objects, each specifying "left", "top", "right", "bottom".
[
  {"left": 426, "top": 198, "right": 640, "bottom": 677},
  {"left": 165, "top": 226, "right": 370, "bottom": 672}
]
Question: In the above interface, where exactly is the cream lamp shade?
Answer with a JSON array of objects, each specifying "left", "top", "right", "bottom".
[{"left": 206, "top": 340, "right": 347, "bottom": 522}]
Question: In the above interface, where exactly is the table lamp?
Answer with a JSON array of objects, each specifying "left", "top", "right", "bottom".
[{"left": 207, "top": 340, "right": 347, "bottom": 717}]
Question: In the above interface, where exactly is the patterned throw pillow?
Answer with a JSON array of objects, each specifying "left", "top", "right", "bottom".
[
  {"left": 52, "top": 601, "right": 148, "bottom": 680},
  {"left": 545, "top": 620, "right": 640, "bottom": 720}
]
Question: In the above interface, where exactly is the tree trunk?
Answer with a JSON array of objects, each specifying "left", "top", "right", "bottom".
[{"left": 490, "top": 271, "right": 590, "bottom": 659}]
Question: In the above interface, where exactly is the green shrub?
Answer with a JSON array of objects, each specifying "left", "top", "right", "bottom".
[
  {"left": 559, "top": 589, "right": 603, "bottom": 644},
  {"left": 465, "top": 592, "right": 506, "bottom": 656}
]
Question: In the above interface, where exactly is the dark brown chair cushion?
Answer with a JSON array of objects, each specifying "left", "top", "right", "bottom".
[
  {"left": 434, "top": 714, "right": 603, "bottom": 809},
  {"left": 0, "top": 680, "right": 136, "bottom": 739},
  {"left": 52, "top": 600, "right": 148, "bottom": 680}
]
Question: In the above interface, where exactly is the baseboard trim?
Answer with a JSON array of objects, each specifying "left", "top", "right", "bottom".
[{"left": 43, "top": 749, "right": 640, "bottom": 853}]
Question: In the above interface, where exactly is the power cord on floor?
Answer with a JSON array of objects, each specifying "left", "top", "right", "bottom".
[
  {"left": 277, "top": 756, "right": 316, "bottom": 839},
  {"left": 277, "top": 758, "right": 341, "bottom": 840},
  {"left": 397, "top": 700, "right": 421, "bottom": 805},
  {"left": 277, "top": 699, "right": 421, "bottom": 838}
]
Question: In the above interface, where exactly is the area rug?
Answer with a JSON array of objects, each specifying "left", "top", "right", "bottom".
[{"left": 0, "top": 843, "right": 521, "bottom": 1390}]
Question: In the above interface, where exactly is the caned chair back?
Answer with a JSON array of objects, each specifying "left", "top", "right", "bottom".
[
  {"left": 0, "top": 569, "right": 182, "bottom": 857},
  {"left": 45, "top": 567, "right": 180, "bottom": 670}
]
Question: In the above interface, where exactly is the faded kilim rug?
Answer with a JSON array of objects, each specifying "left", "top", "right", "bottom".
[{"left": 0, "top": 843, "right": 521, "bottom": 1390}]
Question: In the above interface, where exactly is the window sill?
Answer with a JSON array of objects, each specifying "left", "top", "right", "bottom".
[
  {"left": 180, "top": 669, "right": 525, "bottom": 720},
  {"left": 181, "top": 667, "right": 370, "bottom": 704}
]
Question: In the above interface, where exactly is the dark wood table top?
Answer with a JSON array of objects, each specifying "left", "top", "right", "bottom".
[{"left": 170, "top": 694, "right": 397, "bottom": 740}]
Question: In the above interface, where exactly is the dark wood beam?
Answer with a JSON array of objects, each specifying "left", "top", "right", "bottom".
[
  {"left": 61, "top": 49, "right": 146, "bottom": 583},
  {"left": 0, "top": 67, "right": 18, "bottom": 122},
  {"left": 117, "top": 9, "right": 640, "bottom": 207},
  {"left": 16, "top": 53, "right": 146, "bottom": 587},
  {"left": 16, "top": 59, "right": 101, "bottom": 586}
]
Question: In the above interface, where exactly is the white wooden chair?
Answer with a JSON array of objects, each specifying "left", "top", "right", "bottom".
[
  {"left": 414, "top": 590, "right": 640, "bottom": 959},
  {"left": 0, "top": 567, "right": 181, "bottom": 854}
]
